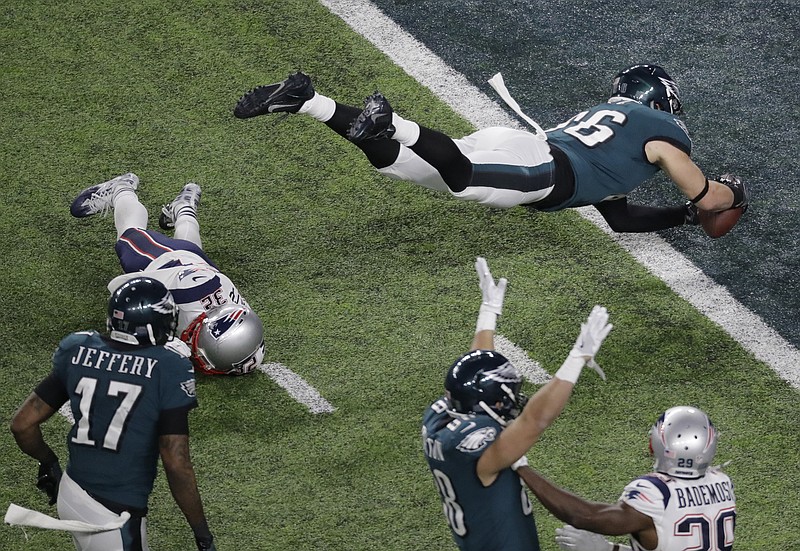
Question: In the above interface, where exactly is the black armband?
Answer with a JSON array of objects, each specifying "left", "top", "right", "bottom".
[{"left": 690, "top": 178, "right": 710, "bottom": 204}]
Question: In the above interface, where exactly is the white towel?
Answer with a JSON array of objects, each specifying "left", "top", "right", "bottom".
[
  {"left": 488, "top": 72, "right": 548, "bottom": 140},
  {"left": 4, "top": 503, "right": 130, "bottom": 533}
]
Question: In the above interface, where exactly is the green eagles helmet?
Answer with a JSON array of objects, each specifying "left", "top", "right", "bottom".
[
  {"left": 611, "top": 64, "right": 683, "bottom": 114},
  {"left": 108, "top": 277, "right": 178, "bottom": 346},
  {"left": 445, "top": 350, "right": 527, "bottom": 426}
]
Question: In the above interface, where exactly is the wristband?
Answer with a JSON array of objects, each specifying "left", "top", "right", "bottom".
[
  {"left": 690, "top": 178, "right": 709, "bottom": 204},
  {"left": 475, "top": 309, "right": 498, "bottom": 333},
  {"left": 554, "top": 351, "right": 585, "bottom": 383}
]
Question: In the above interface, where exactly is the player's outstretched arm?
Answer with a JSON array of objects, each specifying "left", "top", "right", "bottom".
[
  {"left": 516, "top": 465, "right": 652, "bottom": 538},
  {"left": 470, "top": 256, "right": 507, "bottom": 351},
  {"left": 645, "top": 140, "right": 748, "bottom": 212},
  {"left": 554, "top": 524, "right": 633, "bottom": 551},
  {"left": 476, "top": 306, "right": 612, "bottom": 484}
]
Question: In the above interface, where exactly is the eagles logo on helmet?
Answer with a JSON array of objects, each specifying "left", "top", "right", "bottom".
[
  {"left": 181, "top": 305, "right": 265, "bottom": 376},
  {"left": 445, "top": 350, "right": 528, "bottom": 426},
  {"left": 107, "top": 277, "right": 178, "bottom": 346},
  {"left": 611, "top": 64, "right": 683, "bottom": 115}
]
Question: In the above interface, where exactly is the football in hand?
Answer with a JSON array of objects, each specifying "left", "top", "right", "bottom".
[{"left": 698, "top": 207, "right": 745, "bottom": 238}]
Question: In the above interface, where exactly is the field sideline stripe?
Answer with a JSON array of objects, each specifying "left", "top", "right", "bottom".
[
  {"left": 319, "top": 0, "right": 800, "bottom": 390},
  {"left": 259, "top": 363, "right": 336, "bottom": 414}
]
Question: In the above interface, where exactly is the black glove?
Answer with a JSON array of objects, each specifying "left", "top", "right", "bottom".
[
  {"left": 719, "top": 173, "right": 749, "bottom": 211},
  {"left": 36, "top": 460, "right": 62, "bottom": 506},
  {"left": 196, "top": 534, "right": 217, "bottom": 551}
]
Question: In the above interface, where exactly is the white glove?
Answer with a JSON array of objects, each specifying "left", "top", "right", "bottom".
[
  {"left": 569, "top": 305, "right": 613, "bottom": 380},
  {"left": 476, "top": 257, "right": 507, "bottom": 315},
  {"left": 555, "top": 525, "right": 613, "bottom": 551},
  {"left": 474, "top": 257, "right": 507, "bottom": 332},
  {"left": 555, "top": 306, "right": 612, "bottom": 383},
  {"left": 510, "top": 455, "right": 528, "bottom": 471}
]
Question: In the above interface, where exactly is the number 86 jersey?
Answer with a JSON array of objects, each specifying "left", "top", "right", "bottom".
[{"left": 621, "top": 469, "right": 736, "bottom": 551}]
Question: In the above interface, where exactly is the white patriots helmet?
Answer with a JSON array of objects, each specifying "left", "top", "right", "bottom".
[
  {"left": 183, "top": 305, "right": 265, "bottom": 376},
  {"left": 649, "top": 406, "right": 718, "bottom": 478}
]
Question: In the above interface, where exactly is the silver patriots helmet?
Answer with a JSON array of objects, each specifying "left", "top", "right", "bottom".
[
  {"left": 184, "top": 305, "right": 265, "bottom": 375},
  {"left": 649, "top": 406, "right": 718, "bottom": 478}
]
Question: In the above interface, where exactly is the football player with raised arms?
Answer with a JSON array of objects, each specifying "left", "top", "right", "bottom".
[
  {"left": 10, "top": 277, "right": 217, "bottom": 550},
  {"left": 517, "top": 406, "right": 735, "bottom": 551},
  {"left": 234, "top": 64, "right": 748, "bottom": 236},
  {"left": 421, "top": 257, "right": 613, "bottom": 550},
  {"left": 70, "top": 173, "right": 265, "bottom": 376}
]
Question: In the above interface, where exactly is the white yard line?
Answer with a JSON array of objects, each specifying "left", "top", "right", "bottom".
[
  {"left": 320, "top": 0, "right": 800, "bottom": 390},
  {"left": 258, "top": 363, "right": 336, "bottom": 414},
  {"left": 495, "top": 335, "right": 551, "bottom": 385}
]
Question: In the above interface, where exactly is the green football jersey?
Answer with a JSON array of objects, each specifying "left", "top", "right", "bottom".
[
  {"left": 51, "top": 330, "right": 198, "bottom": 509},
  {"left": 423, "top": 399, "right": 540, "bottom": 551},
  {"left": 544, "top": 98, "right": 693, "bottom": 209}
]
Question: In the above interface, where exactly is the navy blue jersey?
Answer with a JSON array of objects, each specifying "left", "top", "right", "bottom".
[
  {"left": 544, "top": 98, "right": 692, "bottom": 209},
  {"left": 422, "top": 399, "right": 540, "bottom": 551},
  {"left": 49, "top": 331, "right": 198, "bottom": 509}
]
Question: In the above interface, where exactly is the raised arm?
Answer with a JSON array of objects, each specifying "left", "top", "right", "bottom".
[{"left": 475, "top": 301, "right": 613, "bottom": 485}]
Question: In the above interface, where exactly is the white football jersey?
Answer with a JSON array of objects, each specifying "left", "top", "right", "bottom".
[
  {"left": 621, "top": 468, "right": 735, "bottom": 551},
  {"left": 107, "top": 250, "right": 250, "bottom": 332}
]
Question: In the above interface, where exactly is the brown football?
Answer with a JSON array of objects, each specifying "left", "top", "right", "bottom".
[{"left": 698, "top": 207, "right": 745, "bottom": 238}]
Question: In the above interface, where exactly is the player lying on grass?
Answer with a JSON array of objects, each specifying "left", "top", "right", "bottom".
[
  {"left": 421, "top": 257, "right": 612, "bottom": 550},
  {"left": 70, "top": 173, "right": 265, "bottom": 375},
  {"left": 234, "top": 64, "right": 748, "bottom": 237}
]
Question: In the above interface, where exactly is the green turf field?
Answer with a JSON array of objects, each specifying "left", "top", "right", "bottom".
[{"left": 1, "top": 1, "right": 797, "bottom": 549}]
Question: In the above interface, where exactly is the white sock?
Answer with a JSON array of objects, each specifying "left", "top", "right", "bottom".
[
  {"left": 174, "top": 215, "right": 203, "bottom": 248},
  {"left": 391, "top": 114, "right": 420, "bottom": 147},
  {"left": 113, "top": 190, "right": 148, "bottom": 238},
  {"left": 297, "top": 93, "right": 336, "bottom": 122}
]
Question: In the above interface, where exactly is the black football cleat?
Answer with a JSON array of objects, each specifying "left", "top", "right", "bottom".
[
  {"left": 234, "top": 72, "right": 315, "bottom": 119},
  {"left": 347, "top": 92, "right": 396, "bottom": 143}
]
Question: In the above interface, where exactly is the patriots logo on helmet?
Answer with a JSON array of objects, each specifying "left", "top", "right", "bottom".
[{"left": 208, "top": 308, "right": 246, "bottom": 340}]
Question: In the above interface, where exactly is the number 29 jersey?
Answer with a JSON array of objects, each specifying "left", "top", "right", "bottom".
[
  {"left": 621, "top": 469, "right": 736, "bottom": 551},
  {"left": 422, "top": 399, "right": 540, "bottom": 551}
]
